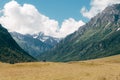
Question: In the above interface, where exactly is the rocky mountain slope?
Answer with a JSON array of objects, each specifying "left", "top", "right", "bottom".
[{"left": 38, "top": 4, "right": 120, "bottom": 62}]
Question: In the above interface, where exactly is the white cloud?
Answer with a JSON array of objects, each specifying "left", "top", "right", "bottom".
[
  {"left": 0, "top": 0, "right": 85, "bottom": 38},
  {"left": 81, "top": 0, "right": 120, "bottom": 19},
  {"left": 58, "top": 18, "right": 85, "bottom": 37}
]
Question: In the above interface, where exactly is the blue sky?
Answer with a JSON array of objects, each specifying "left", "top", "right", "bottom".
[
  {"left": 0, "top": 0, "right": 120, "bottom": 38},
  {"left": 0, "top": 0, "right": 90, "bottom": 24}
]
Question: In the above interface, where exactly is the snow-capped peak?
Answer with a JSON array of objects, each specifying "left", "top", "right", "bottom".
[
  {"left": 32, "top": 32, "right": 61, "bottom": 44},
  {"left": 117, "top": 28, "right": 120, "bottom": 31}
]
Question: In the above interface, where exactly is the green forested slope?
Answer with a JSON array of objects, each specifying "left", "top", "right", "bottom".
[{"left": 0, "top": 24, "right": 36, "bottom": 63}]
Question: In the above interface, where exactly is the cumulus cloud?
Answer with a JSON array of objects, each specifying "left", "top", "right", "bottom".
[
  {"left": 58, "top": 18, "right": 85, "bottom": 37},
  {"left": 0, "top": 1, "right": 85, "bottom": 38},
  {"left": 81, "top": 0, "right": 120, "bottom": 19}
]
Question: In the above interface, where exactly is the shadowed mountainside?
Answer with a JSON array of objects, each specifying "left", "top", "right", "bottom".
[{"left": 0, "top": 24, "right": 36, "bottom": 63}]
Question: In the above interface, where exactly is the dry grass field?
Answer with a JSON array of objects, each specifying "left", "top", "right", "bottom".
[{"left": 0, "top": 55, "right": 120, "bottom": 80}]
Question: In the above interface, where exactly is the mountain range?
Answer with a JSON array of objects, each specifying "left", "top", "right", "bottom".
[
  {"left": 0, "top": 24, "right": 36, "bottom": 63},
  {"left": 0, "top": 4, "right": 120, "bottom": 63},
  {"left": 10, "top": 32, "right": 61, "bottom": 58},
  {"left": 38, "top": 4, "right": 120, "bottom": 62}
]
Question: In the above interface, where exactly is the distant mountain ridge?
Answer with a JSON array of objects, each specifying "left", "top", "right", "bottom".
[
  {"left": 38, "top": 4, "right": 120, "bottom": 62},
  {"left": 0, "top": 24, "right": 36, "bottom": 63},
  {"left": 32, "top": 32, "right": 61, "bottom": 47},
  {"left": 10, "top": 32, "right": 61, "bottom": 58}
]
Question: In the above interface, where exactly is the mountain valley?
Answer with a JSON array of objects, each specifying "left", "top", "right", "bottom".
[
  {"left": 38, "top": 4, "right": 120, "bottom": 62},
  {"left": 10, "top": 32, "right": 61, "bottom": 58}
]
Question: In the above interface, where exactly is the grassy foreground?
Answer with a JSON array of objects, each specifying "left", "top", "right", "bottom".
[{"left": 0, "top": 55, "right": 120, "bottom": 80}]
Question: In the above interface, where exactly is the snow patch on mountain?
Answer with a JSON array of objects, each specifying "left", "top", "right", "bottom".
[
  {"left": 32, "top": 32, "right": 61, "bottom": 43},
  {"left": 117, "top": 28, "right": 120, "bottom": 31}
]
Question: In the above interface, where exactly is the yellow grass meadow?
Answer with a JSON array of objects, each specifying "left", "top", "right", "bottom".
[{"left": 0, "top": 55, "right": 120, "bottom": 80}]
